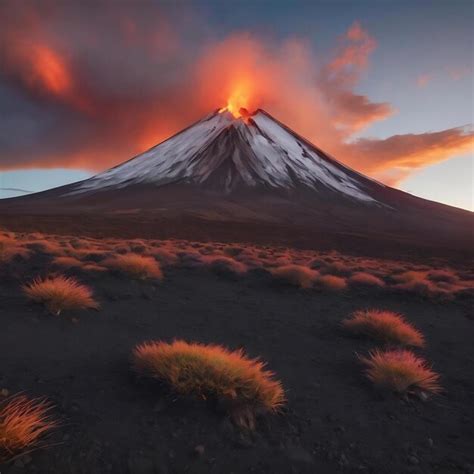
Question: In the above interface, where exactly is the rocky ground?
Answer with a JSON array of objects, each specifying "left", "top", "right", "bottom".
[{"left": 0, "top": 242, "right": 473, "bottom": 473}]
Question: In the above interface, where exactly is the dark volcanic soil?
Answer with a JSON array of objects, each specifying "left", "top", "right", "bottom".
[{"left": 0, "top": 257, "right": 473, "bottom": 473}]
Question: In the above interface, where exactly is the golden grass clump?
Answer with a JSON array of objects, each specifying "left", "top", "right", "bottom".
[
  {"left": 202, "top": 256, "right": 248, "bottom": 275},
  {"left": 23, "top": 275, "right": 99, "bottom": 315},
  {"left": 360, "top": 349, "right": 441, "bottom": 395},
  {"left": 349, "top": 272, "right": 385, "bottom": 288},
  {"left": 52, "top": 256, "right": 83, "bottom": 268},
  {"left": 270, "top": 264, "right": 317, "bottom": 288},
  {"left": 103, "top": 254, "right": 162, "bottom": 280},
  {"left": 0, "top": 395, "right": 56, "bottom": 459},
  {"left": 316, "top": 274, "right": 347, "bottom": 290},
  {"left": 133, "top": 340, "right": 285, "bottom": 429},
  {"left": 343, "top": 309, "right": 425, "bottom": 347},
  {"left": 0, "top": 234, "right": 30, "bottom": 263}
]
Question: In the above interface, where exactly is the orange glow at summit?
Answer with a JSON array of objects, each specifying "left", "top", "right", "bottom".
[{"left": 220, "top": 85, "right": 253, "bottom": 118}]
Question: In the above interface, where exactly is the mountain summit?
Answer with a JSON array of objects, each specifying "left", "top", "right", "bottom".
[{"left": 68, "top": 108, "right": 381, "bottom": 205}]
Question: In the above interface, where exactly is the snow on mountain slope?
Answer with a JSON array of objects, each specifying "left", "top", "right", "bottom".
[{"left": 68, "top": 108, "right": 380, "bottom": 204}]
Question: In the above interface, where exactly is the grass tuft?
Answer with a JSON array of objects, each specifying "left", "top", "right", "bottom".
[
  {"left": 359, "top": 349, "right": 441, "bottom": 395},
  {"left": 0, "top": 395, "right": 56, "bottom": 459},
  {"left": 349, "top": 272, "right": 385, "bottom": 287},
  {"left": 132, "top": 340, "right": 285, "bottom": 429},
  {"left": 316, "top": 274, "right": 347, "bottom": 290},
  {"left": 270, "top": 264, "right": 317, "bottom": 288},
  {"left": 103, "top": 254, "right": 162, "bottom": 280},
  {"left": 342, "top": 309, "right": 424, "bottom": 347},
  {"left": 23, "top": 275, "right": 99, "bottom": 315}
]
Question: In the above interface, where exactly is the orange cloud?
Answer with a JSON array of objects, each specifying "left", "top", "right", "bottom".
[
  {"left": 416, "top": 74, "right": 432, "bottom": 88},
  {"left": 327, "top": 20, "right": 376, "bottom": 85},
  {"left": 342, "top": 126, "right": 474, "bottom": 184}
]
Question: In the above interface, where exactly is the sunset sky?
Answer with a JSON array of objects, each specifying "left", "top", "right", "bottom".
[{"left": 0, "top": 0, "right": 472, "bottom": 210}]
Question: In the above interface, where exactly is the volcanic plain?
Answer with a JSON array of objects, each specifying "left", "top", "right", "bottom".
[{"left": 0, "top": 227, "right": 473, "bottom": 474}]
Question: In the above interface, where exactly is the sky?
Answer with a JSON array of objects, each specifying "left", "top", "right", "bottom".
[{"left": 0, "top": 0, "right": 472, "bottom": 210}]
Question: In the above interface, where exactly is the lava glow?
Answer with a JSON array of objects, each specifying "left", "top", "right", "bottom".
[{"left": 220, "top": 86, "right": 251, "bottom": 118}]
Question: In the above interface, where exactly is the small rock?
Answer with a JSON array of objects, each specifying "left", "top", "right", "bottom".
[
  {"left": 427, "top": 438, "right": 433, "bottom": 448},
  {"left": 408, "top": 455, "right": 419, "bottom": 465},
  {"left": 194, "top": 445, "right": 205, "bottom": 457}
]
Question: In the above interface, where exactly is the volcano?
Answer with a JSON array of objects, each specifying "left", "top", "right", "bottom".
[{"left": 1, "top": 108, "right": 471, "bottom": 255}]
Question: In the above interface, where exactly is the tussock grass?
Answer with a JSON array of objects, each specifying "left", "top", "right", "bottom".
[
  {"left": 23, "top": 275, "right": 99, "bottom": 315},
  {"left": 360, "top": 349, "right": 441, "bottom": 395},
  {"left": 270, "top": 264, "right": 317, "bottom": 288},
  {"left": 202, "top": 256, "right": 247, "bottom": 275},
  {"left": 0, "top": 395, "right": 56, "bottom": 459},
  {"left": 0, "top": 234, "right": 30, "bottom": 263},
  {"left": 103, "top": 254, "right": 162, "bottom": 280},
  {"left": 343, "top": 310, "right": 424, "bottom": 347},
  {"left": 133, "top": 340, "right": 285, "bottom": 429},
  {"left": 349, "top": 272, "right": 385, "bottom": 288},
  {"left": 316, "top": 274, "right": 347, "bottom": 290},
  {"left": 52, "top": 256, "right": 83, "bottom": 268}
]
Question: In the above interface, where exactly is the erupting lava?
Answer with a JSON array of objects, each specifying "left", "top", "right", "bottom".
[{"left": 219, "top": 85, "right": 252, "bottom": 118}]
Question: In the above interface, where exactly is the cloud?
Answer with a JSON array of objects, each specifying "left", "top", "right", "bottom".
[
  {"left": 447, "top": 67, "right": 470, "bottom": 81},
  {"left": 342, "top": 126, "right": 474, "bottom": 184},
  {"left": 0, "top": 3, "right": 471, "bottom": 189},
  {"left": 416, "top": 74, "right": 432, "bottom": 88}
]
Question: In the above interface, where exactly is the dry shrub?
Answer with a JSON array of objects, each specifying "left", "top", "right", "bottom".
[
  {"left": 150, "top": 248, "right": 179, "bottom": 266},
  {"left": 82, "top": 263, "right": 107, "bottom": 273},
  {"left": 0, "top": 238, "right": 30, "bottom": 263},
  {"left": 103, "top": 254, "right": 162, "bottom": 280},
  {"left": 129, "top": 241, "right": 148, "bottom": 254},
  {"left": 316, "top": 274, "right": 347, "bottom": 290},
  {"left": 23, "top": 275, "right": 99, "bottom": 315},
  {"left": 270, "top": 265, "right": 317, "bottom": 288},
  {"left": 67, "top": 248, "right": 107, "bottom": 263},
  {"left": 133, "top": 340, "right": 285, "bottom": 429},
  {"left": 272, "top": 256, "right": 292, "bottom": 267},
  {"left": 202, "top": 256, "right": 247, "bottom": 275},
  {"left": 392, "top": 271, "right": 427, "bottom": 284},
  {"left": 23, "top": 240, "right": 62, "bottom": 255},
  {"left": 349, "top": 272, "right": 385, "bottom": 288},
  {"left": 427, "top": 269, "right": 459, "bottom": 284},
  {"left": 360, "top": 349, "right": 441, "bottom": 395},
  {"left": 52, "top": 256, "right": 83, "bottom": 268},
  {"left": 320, "top": 261, "right": 352, "bottom": 276},
  {"left": 177, "top": 250, "right": 203, "bottom": 268},
  {"left": 392, "top": 279, "right": 451, "bottom": 299},
  {"left": 223, "top": 246, "right": 245, "bottom": 257},
  {"left": 0, "top": 395, "right": 56, "bottom": 459},
  {"left": 343, "top": 309, "right": 424, "bottom": 347}
]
